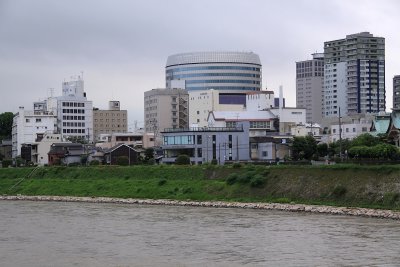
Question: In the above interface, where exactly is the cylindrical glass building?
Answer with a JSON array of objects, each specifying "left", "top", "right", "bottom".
[{"left": 166, "top": 51, "right": 262, "bottom": 91}]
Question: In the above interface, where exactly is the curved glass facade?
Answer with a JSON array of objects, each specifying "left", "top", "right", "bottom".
[{"left": 166, "top": 52, "right": 262, "bottom": 91}]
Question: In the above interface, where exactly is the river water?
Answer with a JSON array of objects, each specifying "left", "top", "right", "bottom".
[{"left": 0, "top": 201, "right": 399, "bottom": 267}]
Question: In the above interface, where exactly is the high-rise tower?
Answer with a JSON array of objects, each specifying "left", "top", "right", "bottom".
[{"left": 323, "top": 32, "right": 385, "bottom": 117}]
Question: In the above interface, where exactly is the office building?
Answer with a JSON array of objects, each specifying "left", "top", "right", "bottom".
[
  {"left": 166, "top": 51, "right": 262, "bottom": 92},
  {"left": 296, "top": 53, "right": 324, "bottom": 124},
  {"left": 323, "top": 32, "right": 385, "bottom": 117}
]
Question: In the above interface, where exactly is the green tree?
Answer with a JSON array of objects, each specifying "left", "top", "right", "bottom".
[
  {"left": 292, "top": 135, "right": 317, "bottom": 160},
  {"left": 351, "top": 133, "right": 380, "bottom": 147},
  {"left": 175, "top": 154, "right": 190, "bottom": 165},
  {"left": 0, "top": 112, "right": 13, "bottom": 140},
  {"left": 316, "top": 143, "right": 328, "bottom": 157}
]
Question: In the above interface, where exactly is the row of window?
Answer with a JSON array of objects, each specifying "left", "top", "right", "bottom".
[
  {"left": 62, "top": 109, "right": 85, "bottom": 114},
  {"left": 62, "top": 115, "right": 85, "bottom": 120},
  {"left": 167, "top": 72, "right": 261, "bottom": 80},
  {"left": 62, "top": 102, "right": 85, "bottom": 107},
  {"left": 25, "top": 118, "right": 43, "bottom": 123},
  {"left": 166, "top": 66, "right": 261, "bottom": 73},
  {"left": 164, "top": 135, "right": 194, "bottom": 145},
  {"left": 62, "top": 129, "right": 86, "bottom": 133},
  {"left": 186, "top": 79, "right": 260, "bottom": 85},
  {"left": 62, "top": 122, "right": 86, "bottom": 127}
]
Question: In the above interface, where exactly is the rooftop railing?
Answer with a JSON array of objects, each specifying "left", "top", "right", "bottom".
[{"left": 162, "top": 126, "right": 244, "bottom": 133}]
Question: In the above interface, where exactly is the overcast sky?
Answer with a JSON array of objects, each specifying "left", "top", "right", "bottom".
[{"left": 1, "top": 0, "right": 399, "bottom": 129}]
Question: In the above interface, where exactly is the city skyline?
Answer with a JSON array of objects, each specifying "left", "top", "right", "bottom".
[{"left": 1, "top": 0, "right": 400, "bottom": 127}]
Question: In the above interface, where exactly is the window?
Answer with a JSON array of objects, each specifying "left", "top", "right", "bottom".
[
  {"left": 26, "top": 119, "right": 30, "bottom": 123},
  {"left": 262, "top": 151, "right": 268, "bottom": 157},
  {"left": 197, "top": 135, "right": 202, "bottom": 145},
  {"left": 36, "top": 118, "right": 42, "bottom": 123}
]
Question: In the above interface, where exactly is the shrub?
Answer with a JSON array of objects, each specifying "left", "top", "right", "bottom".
[
  {"left": 175, "top": 154, "right": 190, "bottom": 165},
  {"left": 89, "top": 160, "right": 100, "bottom": 166},
  {"left": 116, "top": 156, "right": 129, "bottom": 166},
  {"left": 2, "top": 159, "right": 12, "bottom": 168},
  {"left": 232, "top": 162, "right": 242, "bottom": 168},
  {"left": 250, "top": 174, "right": 266, "bottom": 188},
  {"left": 68, "top": 162, "right": 81, "bottom": 167},
  {"left": 237, "top": 171, "right": 257, "bottom": 184},
  {"left": 211, "top": 159, "right": 218, "bottom": 165},
  {"left": 226, "top": 173, "right": 239, "bottom": 185}
]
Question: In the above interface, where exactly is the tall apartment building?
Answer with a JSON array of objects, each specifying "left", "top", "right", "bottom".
[
  {"left": 323, "top": 32, "right": 385, "bottom": 117},
  {"left": 393, "top": 75, "right": 400, "bottom": 110},
  {"left": 296, "top": 53, "right": 324, "bottom": 124},
  {"left": 144, "top": 88, "right": 189, "bottom": 144},
  {"left": 93, "top": 101, "right": 128, "bottom": 141}
]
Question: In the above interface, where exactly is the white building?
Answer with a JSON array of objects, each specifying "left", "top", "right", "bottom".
[
  {"left": 246, "top": 91, "right": 275, "bottom": 111},
  {"left": 328, "top": 117, "right": 372, "bottom": 143},
  {"left": 189, "top": 89, "right": 275, "bottom": 127},
  {"left": 55, "top": 76, "right": 93, "bottom": 143},
  {"left": 269, "top": 107, "right": 307, "bottom": 135},
  {"left": 207, "top": 110, "right": 278, "bottom": 137},
  {"left": 291, "top": 123, "right": 322, "bottom": 137},
  {"left": 12, "top": 106, "right": 57, "bottom": 158},
  {"left": 28, "top": 133, "right": 66, "bottom": 165}
]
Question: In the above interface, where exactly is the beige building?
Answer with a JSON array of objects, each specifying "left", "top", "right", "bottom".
[
  {"left": 296, "top": 53, "right": 324, "bottom": 124},
  {"left": 93, "top": 101, "right": 127, "bottom": 141},
  {"left": 144, "top": 88, "right": 189, "bottom": 144},
  {"left": 96, "top": 132, "right": 154, "bottom": 150}
]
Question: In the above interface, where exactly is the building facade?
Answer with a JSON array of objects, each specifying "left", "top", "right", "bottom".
[
  {"left": 393, "top": 75, "right": 400, "bottom": 110},
  {"left": 323, "top": 32, "right": 385, "bottom": 117},
  {"left": 55, "top": 77, "right": 93, "bottom": 143},
  {"left": 93, "top": 101, "right": 128, "bottom": 141},
  {"left": 144, "top": 88, "right": 189, "bottom": 144},
  {"left": 296, "top": 53, "right": 324, "bottom": 124},
  {"left": 11, "top": 106, "right": 57, "bottom": 158},
  {"left": 166, "top": 51, "right": 262, "bottom": 92},
  {"left": 161, "top": 123, "right": 250, "bottom": 165}
]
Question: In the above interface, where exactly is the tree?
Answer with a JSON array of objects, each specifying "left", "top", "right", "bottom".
[
  {"left": 316, "top": 143, "right": 328, "bottom": 157},
  {"left": 351, "top": 133, "right": 380, "bottom": 147},
  {"left": 144, "top": 148, "right": 154, "bottom": 161},
  {"left": 175, "top": 154, "right": 190, "bottom": 165},
  {"left": 0, "top": 112, "right": 13, "bottom": 140},
  {"left": 292, "top": 135, "right": 317, "bottom": 160}
]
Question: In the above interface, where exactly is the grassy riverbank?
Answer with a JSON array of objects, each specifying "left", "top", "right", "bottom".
[{"left": 1, "top": 164, "right": 400, "bottom": 210}]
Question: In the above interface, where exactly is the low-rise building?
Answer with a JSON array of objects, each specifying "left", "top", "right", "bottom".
[
  {"left": 161, "top": 123, "right": 250, "bottom": 165},
  {"left": 96, "top": 132, "right": 154, "bottom": 149},
  {"left": 12, "top": 106, "right": 57, "bottom": 158},
  {"left": 48, "top": 143, "right": 85, "bottom": 165},
  {"left": 104, "top": 144, "right": 140, "bottom": 165}
]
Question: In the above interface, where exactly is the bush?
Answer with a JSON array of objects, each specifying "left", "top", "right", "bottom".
[
  {"left": 232, "top": 162, "right": 242, "bottom": 168},
  {"left": 250, "top": 174, "right": 266, "bottom": 188},
  {"left": 226, "top": 173, "right": 239, "bottom": 185},
  {"left": 175, "top": 154, "right": 190, "bottom": 165},
  {"left": 89, "top": 160, "right": 100, "bottom": 166},
  {"left": 116, "top": 156, "right": 129, "bottom": 166},
  {"left": 2, "top": 159, "right": 12, "bottom": 168}
]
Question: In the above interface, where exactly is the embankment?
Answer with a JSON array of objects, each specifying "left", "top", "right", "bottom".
[{"left": 1, "top": 164, "right": 400, "bottom": 212}]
